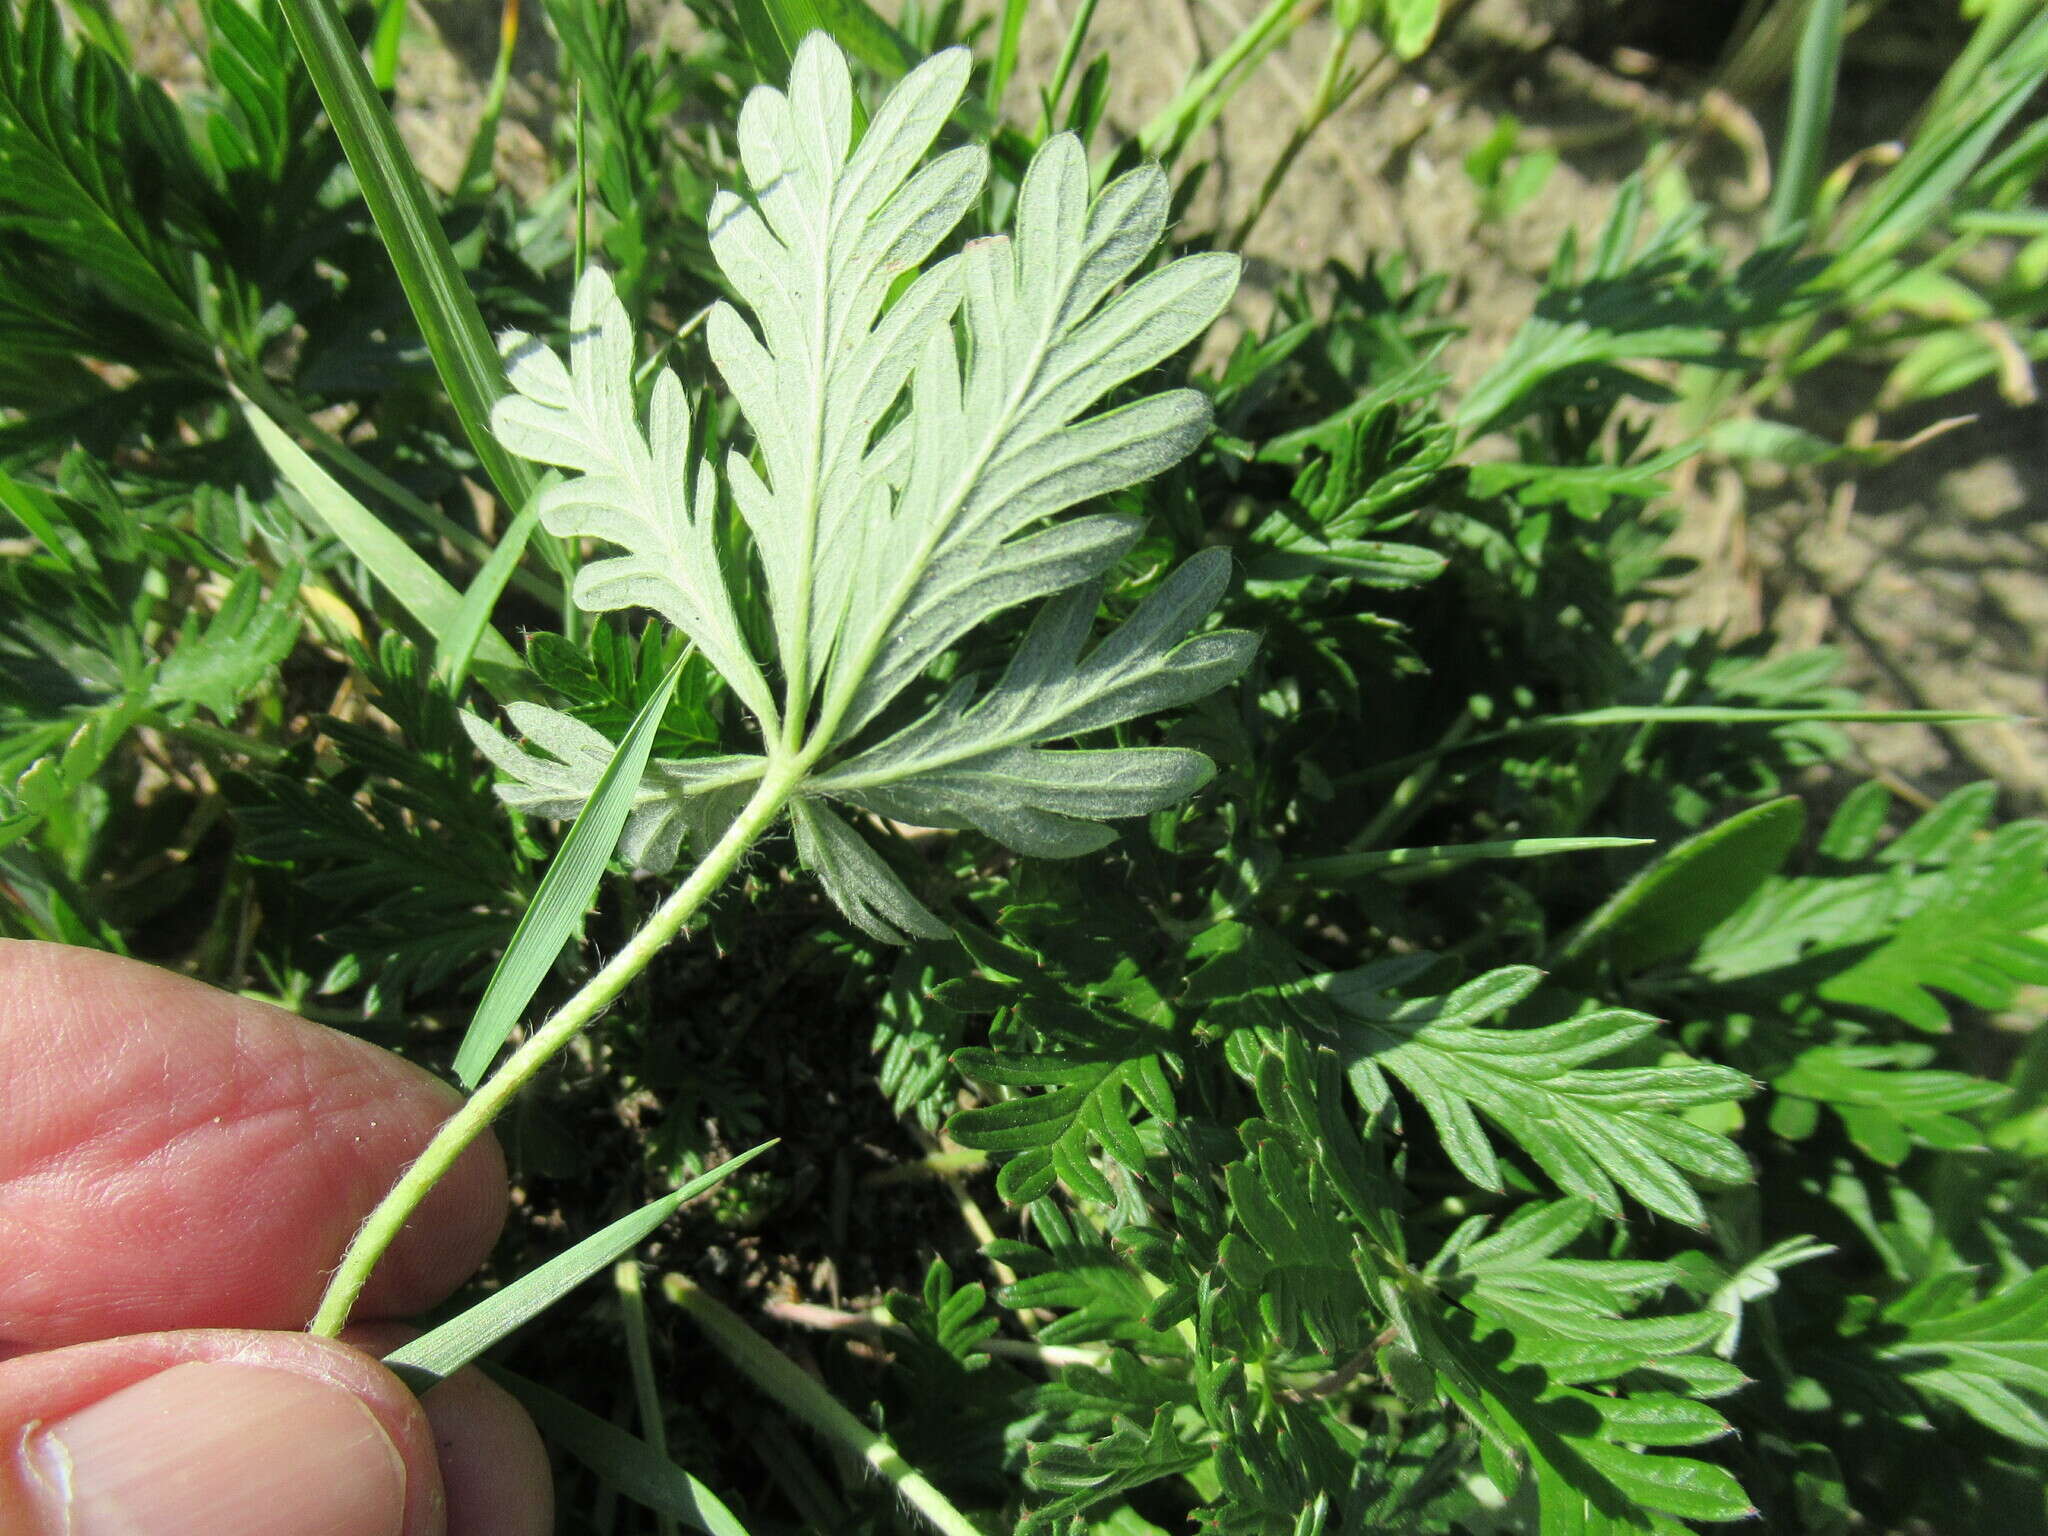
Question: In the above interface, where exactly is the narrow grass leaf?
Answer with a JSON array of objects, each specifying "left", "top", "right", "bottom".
[
  {"left": 488, "top": 1368, "right": 756, "bottom": 1536},
  {"left": 738, "top": 0, "right": 918, "bottom": 76},
  {"left": 453, "top": 651, "right": 687, "bottom": 1086},
  {"left": 615, "top": 1260, "right": 680, "bottom": 1536},
  {"left": 1286, "top": 837, "right": 1652, "bottom": 884},
  {"left": 1766, "top": 0, "right": 1847, "bottom": 241},
  {"left": 275, "top": 0, "right": 540, "bottom": 514},
  {"left": 1558, "top": 797, "right": 1805, "bottom": 974},
  {"left": 440, "top": 497, "right": 543, "bottom": 693},
  {"left": 382, "top": 1140, "right": 775, "bottom": 1391},
  {"left": 240, "top": 396, "right": 525, "bottom": 682},
  {"left": 989, "top": 0, "right": 1027, "bottom": 107},
  {"left": 1346, "top": 704, "right": 2007, "bottom": 785},
  {"left": 368, "top": 0, "right": 405, "bottom": 89},
  {"left": 1137, "top": 0, "right": 1305, "bottom": 159},
  {"left": 0, "top": 465, "right": 72, "bottom": 570},
  {"left": 666, "top": 1278, "right": 983, "bottom": 1536}
]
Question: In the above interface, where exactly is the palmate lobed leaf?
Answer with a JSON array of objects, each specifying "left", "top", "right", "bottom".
[
  {"left": 1413, "top": 1202, "right": 1754, "bottom": 1532},
  {"left": 470, "top": 34, "right": 1251, "bottom": 941},
  {"left": 1327, "top": 963, "right": 1754, "bottom": 1226},
  {"left": 1878, "top": 1267, "right": 2048, "bottom": 1449}
]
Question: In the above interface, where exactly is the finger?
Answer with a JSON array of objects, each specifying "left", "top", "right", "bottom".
[
  {"left": 0, "top": 1330, "right": 446, "bottom": 1536},
  {"left": 0, "top": 941, "right": 507, "bottom": 1345},
  {"left": 346, "top": 1325, "right": 552, "bottom": 1536}
]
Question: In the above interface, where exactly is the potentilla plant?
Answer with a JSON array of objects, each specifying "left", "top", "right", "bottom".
[{"left": 309, "top": 34, "right": 1251, "bottom": 1340}]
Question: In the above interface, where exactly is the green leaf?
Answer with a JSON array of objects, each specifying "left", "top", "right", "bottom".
[
  {"left": 1704, "top": 416, "right": 1845, "bottom": 466},
  {"left": 1775, "top": 1044, "right": 2008, "bottom": 1164},
  {"left": 0, "top": 0, "right": 205, "bottom": 336},
  {"left": 1284, "top": 836, "right": 1651, "bottom": 884},
  {"left": 1022, "top": 1411, "right": 1207, "bottom": 1533},
  {"left": 1828, "top": 9, "right": 2048, "bottom": 293},
  {"left": 788, "top": 797, "right": 949, "bottom": 944},
  {"left": 1329, "top": 966, "right": 1753, "bottom": 1224},
  {"left": 1417, "top": 1204, "right": 1755, "bottom": 1526},
  {"left": 0, "top": 464, "right": 71, "bottom": 570},
  {"left": 948, "top": 911, "right": 1178, "bottom": 1204},
  {"left": 492, "top": 272, "right": 780, "bottom": 730},
  {"left": 809, "top": 552, "right": 1256, "bottom": 860},
  {"left": 1819, "top": 819, "right": 2048, "bottom": 1030},
  {"left": 464, "top": 704, "right": 764, "bottom": 880},
  {"left": 275, "top": 0, "right": 539, "bottom": 514},
  {"left": 1558, "top": 796, "right": 1805, "bottom": 974},
  {"left": 239, "top": 396, "right": 526, "bottom": 688},
  {"left": 150, "top": 568, "right": 301, "bottom": 723},
  {"left": 733, "top": 0, "right": 920, "bottom": 80},
  {"left": 1881, "top": 1269, "right": 2048, "bottom": 1450},
  {"left": 490, "top": 1368, "right": 756, "bottom": 1536},
  {"left": 383, "top": 1140, "right": 773, "bottom": 1390},
  {"left": 484, "top": 40, "right": 1249, "bottom": 942},
  {"left": 453, "top": 652, "right": 686, "bottom": 1086},
  {"left": 801, "top": 130, "right": 1242, "bottom": 747},
  {"left": 1766, "top": 0, "right": 1847, "bottom": 239},
  {"left": 440, "top": 498, "right": 543, "bottom": 694},
  {"left": 1380, "top": 0, "right": 1443, "bottom": 58}
]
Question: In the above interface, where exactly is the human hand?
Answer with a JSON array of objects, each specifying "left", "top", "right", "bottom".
[{"left": 0, "top": 940, "right": 554, "bottom": 1535}]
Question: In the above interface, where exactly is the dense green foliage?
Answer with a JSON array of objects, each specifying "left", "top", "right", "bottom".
[{"left": 1, "top": 0, "right": 2044, "bottom": 1533}]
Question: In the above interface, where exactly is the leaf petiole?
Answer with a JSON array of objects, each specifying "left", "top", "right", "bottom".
[{"left": 308, "top": 758, "right": 806, "bottom": 1338}]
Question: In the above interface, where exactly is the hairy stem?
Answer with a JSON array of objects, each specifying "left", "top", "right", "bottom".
[{"left": 309, "top": 766, "right": 802, "bottom": 1337}]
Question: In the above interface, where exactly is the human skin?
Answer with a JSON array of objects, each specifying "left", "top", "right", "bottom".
[{"left": 0, "top": 939, "right": 554, "bottom": 1535}]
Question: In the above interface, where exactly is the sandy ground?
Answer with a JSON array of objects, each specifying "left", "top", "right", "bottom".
[{"left": 118, "top": 0, "right": 2048, "bottom": 809}]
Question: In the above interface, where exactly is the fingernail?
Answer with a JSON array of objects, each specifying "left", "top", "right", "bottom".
[{"left": 18, "top": 1361, "right": 407, "bottom": 1536}]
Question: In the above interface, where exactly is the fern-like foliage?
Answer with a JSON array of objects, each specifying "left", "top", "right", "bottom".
[
  {"left": 1186, "top": 927, "right": 1754, "bottom": 1227},
  {"left": 470, "top": 35, "right": 1250, "bottom": 938},
  {"left": 1415, "top": 1202, "right": 1755, "bottom": 1533},
  {"left": 943, "top": 903, "right": 1181, "bottom": 1205},
  {"left": 1328, "top": 961, "right": 1754, "bottom": 1227}
]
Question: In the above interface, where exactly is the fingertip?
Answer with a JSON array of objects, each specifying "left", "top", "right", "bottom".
[
  {"left": 0, "top": 943, "right": 510, "bottom": 1340},
  {"left": 420, "top": 1366, "right": 554, "bottom": 1536},
  {"left": 0, "top": 1331, "right": 447, "bottom": 1536}
]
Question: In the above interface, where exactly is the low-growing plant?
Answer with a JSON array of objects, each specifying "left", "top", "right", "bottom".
[{"left": 2, "top": 1, "right": 2044, "bottom": 1534}]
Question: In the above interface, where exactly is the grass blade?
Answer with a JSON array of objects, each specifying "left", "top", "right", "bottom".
[
  {"left": 489, "top": 1368, "right": 756, "bottom": 1536},
  {"left": 1828, "top": 11, "right": 2048, "bottom": 291},
  {"left": 439, "top": 497, "right": 542, "bottom": 694},
  {"left": 452, "top": 651, "right": 686, "bottom": 1086},
  {"left": 1766, "top": 0, "right": 1847, "bottom": 242},
  {"left": 1286, "top": 836, "right": 1653, "bottom": 884},
  {"left": 987, "top": 0, "right": 1026, "bottom": 109},
  {"left": 1342, "top": 704, "right": 2009, "bottom": 786},
  {"left": 456, "top": 0, "right": 521, "bottom": 197},
  {"left": 1038, "top": 0, "right": 1100, "bottom": 138},
  {"left": 616, "top": 1260, "right": 680, "bottom": 1536},
  {"left": 732, "top": 0, "right": 919, "bottom": 79},
  {"left": 1556, "top": 797, "right": 1806, "bottom": 973},
  {"left": 1526, "top": 705, "right": 2006, "bottom": 728},
  {"left": 1138, "top": 0, "right": 1307, "bottom": 160},
  {"left": 275, "top": 0, "right": 540, "bottom": 515},
  {"left": 666, "top": 1278, "right": 982, "bottom": 1536},
  {"left": 368, "top": 0, "right": 405, "bottom": 89},
  {"left": 0, "top": 465, "right": 73, "bottom": 570},
  {"left": 382, "top": 1141, "right": 776, "bottom": 1391},
  {"left": 239, "top": 395, "right": 525, "bottom": 687}
]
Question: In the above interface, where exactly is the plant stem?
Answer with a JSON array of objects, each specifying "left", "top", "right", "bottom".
[
  {"left": 665, "top": 1278, "right": 984, "bottom": 1536},
  {"left": 1139, "top": 0, "right": 1314, "bottom": 161},
  {"left": 1230, "top": 18, "right": 1383, "bottom": 250},
  {"left": 309, "top": 766, "right": 801, "bottom": 1337}
]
